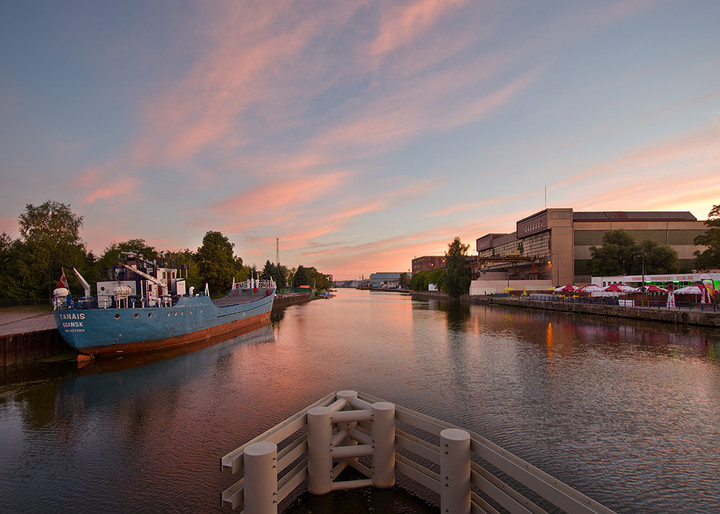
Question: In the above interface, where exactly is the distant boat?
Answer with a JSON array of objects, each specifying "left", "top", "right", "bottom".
[{"left": 53, "top": 253, "right": 275, "bottom": 357}]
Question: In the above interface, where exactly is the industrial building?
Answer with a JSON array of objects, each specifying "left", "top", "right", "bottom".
[
  {"left": 475, "top": 209, "right": 706, "bottom": 286},
  {"left": 411, "top": 256, "right": 446, "bottom": 274}
]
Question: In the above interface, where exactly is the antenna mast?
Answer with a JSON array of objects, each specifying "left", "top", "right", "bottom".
[{"left": 276, "top": 237, "right": 279, "bottom": 264}]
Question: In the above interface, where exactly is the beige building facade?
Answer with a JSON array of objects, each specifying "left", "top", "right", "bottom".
[{"left": 475, "top": 209, "right": 705, "bottom": 286}]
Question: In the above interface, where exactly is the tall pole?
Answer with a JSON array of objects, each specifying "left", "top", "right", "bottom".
[{"left": 276, "top": 237, "right": 279, "bottom": 265}]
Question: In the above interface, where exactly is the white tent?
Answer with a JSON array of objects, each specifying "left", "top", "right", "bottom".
[{"left": 674, "top": 285, "right": 704, "bottom": 295}]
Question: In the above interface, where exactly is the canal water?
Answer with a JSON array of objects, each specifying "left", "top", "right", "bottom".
[{"left": 2, "top": 289, "right": 720, "bottom": 513}]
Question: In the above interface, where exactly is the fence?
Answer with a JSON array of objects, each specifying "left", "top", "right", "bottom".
[{"left": 220, "top": 390, "right": 613, "bottom": 513}]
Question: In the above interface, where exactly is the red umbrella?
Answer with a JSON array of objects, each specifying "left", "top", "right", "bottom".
[
  {"left": 602, "top": 283, "right": 633, "bottom": 293},
  {"left": 635, "top": 284, "right": 668, "bottom": 293}
]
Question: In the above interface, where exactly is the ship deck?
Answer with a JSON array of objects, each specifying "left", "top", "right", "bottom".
[{"left": 212, "top": 292, "right": 271, "bottom": 308}]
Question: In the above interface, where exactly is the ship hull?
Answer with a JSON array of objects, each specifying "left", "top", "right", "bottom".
[{"left": 54, "top": 292, "right": 274, "bottom": 356}]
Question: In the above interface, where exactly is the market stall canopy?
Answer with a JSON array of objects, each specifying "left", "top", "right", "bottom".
[
  {"left": 554, "top": 284, "right": 577, "bottom": 292},
  {"left": 578, "top": 284, "right": 603, "bottom": 292},
  {"left": 674, "top": 285, "right": 704, "bottom": 294},
  {"left": 634, "top": 284, "right": 668, "bottom": 293},
  {"left": 602, "top": 283, "right": 634, "bottom": 293}
]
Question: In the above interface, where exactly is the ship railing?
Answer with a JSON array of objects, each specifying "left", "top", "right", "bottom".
[
  {"left": 53, "top": 294, "right": 184, "bottom": 310},
  {"left": 220, "top": 390, "right": 613, "bottom": 513}
]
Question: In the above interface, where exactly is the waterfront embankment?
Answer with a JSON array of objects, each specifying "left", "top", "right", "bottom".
[
  {"left": 410, "top": 290, "right": 720, "bottom": 328},
  {"left": 1, "top": 292, "right": 314, "bottom": 368}
]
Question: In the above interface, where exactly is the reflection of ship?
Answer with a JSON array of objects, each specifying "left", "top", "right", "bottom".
[
  {"left": 59, "top": 325, "right": 275, "bottom": 407},
  {"left": 53, "top": 253, "right": 275, "bottom": 356}
]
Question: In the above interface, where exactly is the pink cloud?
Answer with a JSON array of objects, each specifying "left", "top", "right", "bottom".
[
  {"left": 555, "top": 125, "right": 720, "bottom": 190},
  {"left": 371, "top": 0, "right": 469, "bottom": 57},
  {"left": 82, "top": 175, "right": 138, "bottom": 204}
]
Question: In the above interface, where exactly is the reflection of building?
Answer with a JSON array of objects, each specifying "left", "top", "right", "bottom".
[
  {"left": 476, "top": 209, "right": 706, "bottom": 285},
  {"left": 411, "top": 256, "right": 446, "bottom": 274}
]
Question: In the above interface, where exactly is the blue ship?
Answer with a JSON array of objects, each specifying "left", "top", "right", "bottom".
[{"left": 53, "top": 253, "right": 275, "bottom": 357}]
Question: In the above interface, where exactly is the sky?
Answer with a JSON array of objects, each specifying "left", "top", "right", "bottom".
[{"left": 1, "top": 1, "right": 719, "bottom": 280}]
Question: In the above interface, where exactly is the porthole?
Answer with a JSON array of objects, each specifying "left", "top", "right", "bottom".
[
  {"left": 114, "top": 314, "right": 120, "bottom": 319},
  {"left": 181, "top": 311, "right": 184, "bottom": 316},
  {"left": 134, "top": 313, "right": 139, "bottom": 319},
  {"left": 189, "top": 310, "right": 193, "bottom": 315},
  {"left": 174, "top": 312, "right": 178, "bottom": 316},
  {"left": 167, "top": 312, "right": 171, "bottom": 317},
  {"left": 148, "top": 312, "right": 153, "bottom": 318}
]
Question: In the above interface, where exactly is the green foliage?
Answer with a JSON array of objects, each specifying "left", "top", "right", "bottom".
[
  {"left": 639, "top": 239, "right": 680, "bottom": 274},
  {"left": 410, "top": 270, "right": 428, "bottom": 291},
  {"left": 196, "top": 231, "right": 240, "bottom": 297},
  {"left": 261, "top": 260, "right": 288, "bottom": 287},
  {"left": 0, "top": 201, "right": 331, "bottom": 300},
  {"left": 588, "top": 229, "right": 636, "bottom": 276},
  {"left": 306, "top": 266, "right": 333, "bottom": 290},
  {"left": 166, "top": 248, "right": 204, "bottom": 291},
  {"left": 292, "top": 265, "right": 310, "bottom": 287},
  {"left": 589, "top": 229, "right": 680, "bottom": 276},
  {"left": 444, "top": 237, "right": 471, "bottom": 298},
  {"left": 13, "top": 201, "right": 91, "bottom": 297},
  {"left": 694, "top": 204, "right": 720, "bottom": 270},
  {"left": 399, "top": 272, "right": 411, "bottom": 289}
]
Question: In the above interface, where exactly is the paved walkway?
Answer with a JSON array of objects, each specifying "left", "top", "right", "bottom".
[{"left": 0, "top": 312, "right": 57, "bottom": 336}]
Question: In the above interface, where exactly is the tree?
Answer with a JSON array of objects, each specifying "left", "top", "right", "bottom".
[
  {"left": 305, "top": 266, "right": 332, "bottom": 290},
  {"left": 410, "top": 270, "right": 428, "bottom": 291},
  {"left": 292, "top": 265, "right": 310, "bottom": 287},
  {"left": 166, "top": 248, "right": 204, "bottom": 292},
  {"left": 588, "top": 229, "right": 637, "bottom": 276},
  {"left": 399, "top": 272, "right": 411, "bottom": 289},
  {"left": 14, "top": 201, "right": 91, "bottom": 297},
  {"left": 444, "top": 237, "right": 471, "bottom": 298},
  {"left": 261, "top": 260, "right": 288, "bottom": 287},
  {"left": 0, "top": 232, "right": 24, "bottom": 297},
  {"left": 694, "top": 204, "right": 720, "bottom": 270},
  {"left": 638, "top": 239, "right": 680, "bottom": 275},
  {"left": 589, "top": 229, "right": 681, "bottom": 276},
  {"left": 196, "top": 231, "right": 239, "bottom": 297}
]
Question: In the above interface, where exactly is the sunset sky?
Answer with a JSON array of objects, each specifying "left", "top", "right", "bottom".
[{"left": 1, "top": 1, "right": 719, "bottom": 279}]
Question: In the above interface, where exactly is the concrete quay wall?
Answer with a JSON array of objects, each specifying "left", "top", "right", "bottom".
[
  {"left": 273, "top": 292, "right": 312, "bottom": 311},
  {"left": 1, "top": 329, "right": 72, "bottom": 367},
  {"left": 411, "top": 291, "right": 720, "bottom": 328},
  {"left": 482, "top": 297, "right": 720, "bottom": 328}
]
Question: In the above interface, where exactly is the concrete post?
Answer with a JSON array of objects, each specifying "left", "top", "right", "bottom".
[
  {"left": 307, "top": 406, "right": 333, "bottom": 494},
  {"left": 440, "top": 428, "right": 471, "bottom": 514},
  {"left": 243, "top": 441, "right": 278, "bottom": 514},
  {"left": 371, "top": 401, "right": 395, "bottom": 488}
]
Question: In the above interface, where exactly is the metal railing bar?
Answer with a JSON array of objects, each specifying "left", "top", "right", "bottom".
[
  {"left": 469, "top": 437, "right": 613, "bottom": 514},
  {"left": 331, "top": 478, "right": 374, "bottom": 491},
  {"left": 347, "top": 459, "right": 372, "bottom": 478},
  {"left": 471, "top": 461, "right": 544, "bottom": 514},
  {"left": 221, "top": 391, "right": 335, "bottom": 473},
  {"left": 471, "top": 465, "right": 540, "bottom": 514},
  {"left": 349, "top": 427, "right": 372, "bottom": 445},
  {"left": 395, "top": 453, "right": 441, "bottom": 494},
  {"left": 221, "top": 477, "right": 244, "bottom": 510},
  {"left": 277, "top": 458, "right": 308, "bottom": 503},
  {"left": 277, "top": 435, "right": 307, "bottom": 474},
  {"left": 395, "top": 408, "right": 447, "bottom": 437},
  {"left": 349, "top": 397, "right": 372, "bottom": 410},
  {"left": 471, "top": 491, "right": 501, "bottom": 514},
  {"left": 395, "top": 429, "right": 441, "bottom": 464}
]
